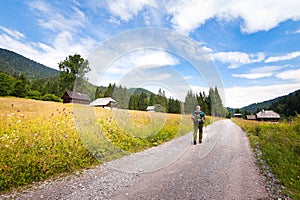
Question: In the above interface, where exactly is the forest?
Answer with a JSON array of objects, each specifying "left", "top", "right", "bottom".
[{"left": 234, "top": 89, "right": 300, "bottom": 119}]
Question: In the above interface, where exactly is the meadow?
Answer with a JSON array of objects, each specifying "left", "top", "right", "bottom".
[
  {"left": 0, "top": 97, "right": 194, "bottom": 192},
  {"left": 233, "top": 118, "right": 300, "bottom": 199}
]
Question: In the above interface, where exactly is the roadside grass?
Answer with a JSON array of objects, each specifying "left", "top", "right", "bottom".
[
  {"left": 232, "top": 118, "right": 300, "bottom": 199},
  {"left": 0, "top": 97, "right": 195, "bottom": 193}
]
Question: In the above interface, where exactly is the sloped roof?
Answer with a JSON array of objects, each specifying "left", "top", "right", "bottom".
[
  {"left": 89, "top": 97, "right": 117, "bottom": 106},
  {"left": 64, "top": 91, "right": 90, "bottom": 101},
  {"left": 246, "top": 115, "right": 256, "bottom": 120},
  {"left": 256, "top": 110, "right": 280, "bottom": 119},
  {"left": 146, "top": 106, "right": 155, "bottom": 110}
]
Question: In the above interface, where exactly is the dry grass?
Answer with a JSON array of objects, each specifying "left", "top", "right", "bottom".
[{"left": 0, "top": 97, "right": 193, "bottom": 192}]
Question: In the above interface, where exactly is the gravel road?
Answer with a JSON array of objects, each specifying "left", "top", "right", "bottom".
[{"left": 1, "top": 119, "right": 269, "bottom": 199}]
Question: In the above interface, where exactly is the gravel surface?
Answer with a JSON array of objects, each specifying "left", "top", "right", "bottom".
[{"left": 1, "top": 120, "right": 270, "bottom": 199}]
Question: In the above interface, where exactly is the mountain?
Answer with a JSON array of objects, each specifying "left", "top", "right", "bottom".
[
  {"left": 240, "top": 99, "right": 277, "bottom": 113},
  {"left": 0, "top": 48, "right": 58, "bottom": 79},
  {"left": 127, "top": 87, "right": 154, "bottom": 96},
  {"left": 267, "top": 89, "right": 300, "bottom": 117},
  {"left": 238, "top": 89, "right": 300, "bottom": 117}
]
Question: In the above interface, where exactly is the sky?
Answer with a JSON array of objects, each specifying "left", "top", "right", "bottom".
[{"left": 1, "top": 0, "right": 300, "bottom": 108}]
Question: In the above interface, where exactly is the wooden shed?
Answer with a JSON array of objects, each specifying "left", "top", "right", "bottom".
[
  {"left": 89, "top": 97, "right": 118, "bottom": 108},
  {"left": 61, "top": 90, "right": 91, "bottom": 104},
  {"left": 256, "top": 110, "right": 280, "bottom": 122}
]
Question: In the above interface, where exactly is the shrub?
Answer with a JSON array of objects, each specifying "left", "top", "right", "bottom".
[
  {"left": 41, "top": 94, "right": 62, "bottom": 102},
  {"left": 26, "top": 90, "right": 41, "bottom": 100}
]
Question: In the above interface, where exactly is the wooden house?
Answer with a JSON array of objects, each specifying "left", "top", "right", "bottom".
[
  {"left": 256, "top": 110, "right": 280, "bottom": 122},
  {"left": 89, "top": 97, "right": 118, "bottom": 108},
  {"left": 61, "top": 90, "right": 91, "bottom": 104}
]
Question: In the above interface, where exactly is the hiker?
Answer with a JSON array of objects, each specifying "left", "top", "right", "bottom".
[{"left": 191, "top": 105, "right": 206, "bottom": 145}]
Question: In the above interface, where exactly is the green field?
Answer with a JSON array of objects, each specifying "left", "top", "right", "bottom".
[
  {"left": 233, "top": 118, "right": 300, "bottom": 199},
  {"left": 0, "top": 97, "right": 196, "bottom": 192}
]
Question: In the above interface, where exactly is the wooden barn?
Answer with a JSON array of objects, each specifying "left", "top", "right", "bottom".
[
  {"left": 256, "top": 110, "right": 280, "bottom": 122},
  {"left": 61, "top": 91, "right": 91, "bottom": 104},
  {"left": 89, "top": 97, "right": 118, "bottom": 108}
]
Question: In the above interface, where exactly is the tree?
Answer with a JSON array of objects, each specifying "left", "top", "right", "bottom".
[
  {"left": 58, "top": 54, "right": 90, "bottom": 91},
  {"left": 167, "top": 97, "right": 181, "bottom": 114},
  {"left": 155, "top": 88, "right": 168, "bottom": 111},
  {"left": 184, "top": 90, "right": 198, "bottom": 114},
  {"left": 12, "top": 74, "right": 29, "bottom": 97},
  {"left": 150, "top": 93, "right": 156, "bottom": 105},
  {"left": 138, "top": 91, "right": 148, "bottom": 111},
  {"left": 129, "top": 94, "right": 139, "bottom": 110},
  {"left": 209, "top": 87, "right": 226, "bottom": 117},
  {"left": 0, "top": 72, "right": 16, "bottom": 96},
  {"left": 104, "top": 83, "right": 115, "bottom": 97}
]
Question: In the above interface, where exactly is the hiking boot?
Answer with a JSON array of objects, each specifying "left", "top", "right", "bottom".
[
  {"left": 194, "top": 140, "right": 197, "bottom": 145},
  {"left": 199, "top": 140, "right": 202, "bottom": 144}
]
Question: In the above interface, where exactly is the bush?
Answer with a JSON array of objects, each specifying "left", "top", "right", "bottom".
[
  {"left": 26, "top": 90, "right": 41, "bottom": 100},
  {"left": 41, "top": 94, "right": 62, "bottom": 102}
]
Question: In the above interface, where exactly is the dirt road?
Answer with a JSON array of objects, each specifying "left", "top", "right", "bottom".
[{"left": 2, "top": 120, "right": 269, "bottom": 199}]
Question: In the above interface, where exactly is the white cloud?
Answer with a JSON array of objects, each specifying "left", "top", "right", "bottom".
[
  {"left": 225, "top": 83, "right": 300, "bottom": 108},
  {"left": 250, "top": 65, "right": 288, "bottom": 73},
  {"left": 232, "top": 73, "right": 273, "bottom": 79},
  {"left": 265, "top": 51, "right": 300, "bottom": 63},
  {"left": 150, "top": 73, "right": 172, "bottom": 81},
  {"left": 232, "top": 65, "right": 288, "bottom": 79},
  {"left": 0, "top": 27, "right": 96, "bottom": 69},
  {"left": 210, "top": 51, "right": 265, "bottom": 69},
  {"left": 107, "top": 50, "right": 180, "bottom": 74},
  {"left": 165, "top": 0, "right": 300, "bottom": 34},
  {"left": 28, "top": 1, "right": 87, "bottom": 32},
  {"left": 184, "top": 75, "right": 194, "bottom": 80},
  {"left": 0, "top": 26, "right": 25, "bottom": 40},
  {"left": 107, "top": 0, "right": 157, "bottom": 22},
  {"left": 276, "top": 69, "right": 300, "bottom": 82},
  {"left": 0, "top": 1, "right": 97, "bottom": 69}
]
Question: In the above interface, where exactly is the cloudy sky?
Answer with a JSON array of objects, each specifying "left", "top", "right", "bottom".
[{"left": 1, "top": 0, "right": 300, "bottom": 108}]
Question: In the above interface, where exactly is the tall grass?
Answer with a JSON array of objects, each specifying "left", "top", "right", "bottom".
[
  {"left": 233, "top": 118, "right": 300, "bottom": 199},
  {"left": 0, "top": 97, "right": 193, "bottom": 192}
]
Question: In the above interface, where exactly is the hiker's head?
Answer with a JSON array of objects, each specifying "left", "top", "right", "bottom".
[{"left": 196, "top": 105, "right": 201, "bottom": 110}]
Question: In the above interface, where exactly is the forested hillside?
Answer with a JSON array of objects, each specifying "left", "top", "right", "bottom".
[
  {"left": 240, "top": 99, "right": 277, "bottom": 113},
  {"left": 268, "top": 89, "right": 300, "bottom": 117},
  {"left": 0, "top": 48, "right": 58, "bottom": 79},
  {"left": 237, "top": 89, "right": 300, "bottom": 118}
]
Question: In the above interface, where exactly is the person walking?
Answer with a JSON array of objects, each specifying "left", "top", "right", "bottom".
[{"left": 191, "top": 105, "right": 206, "bottom": 145}]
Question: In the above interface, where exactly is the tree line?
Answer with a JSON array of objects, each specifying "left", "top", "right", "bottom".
[
  {"left": 93, "top": 83, "right": 226, "bottom": 116},
  {"left": 0, "top": 53, "right": 227, "bottom": 116}
]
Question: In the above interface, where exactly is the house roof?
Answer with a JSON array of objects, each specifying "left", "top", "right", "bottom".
[
  {"left": 233, "top": 113, "right": 242, "bottom": 117},
  {"left": 256, "top": 110, "right": 280, "bottom": 119},
  {"left": 64, "top": 90, "right": 90, "bottom": 101},
  {"left": 89, "top": 97, "right": 117, "bottom": 106},
  {"left": 146, "top": 106, "right": 155, "bottom": 110},
  {"left": 246, "top": 115, "right": 256, "bottom": 120}
]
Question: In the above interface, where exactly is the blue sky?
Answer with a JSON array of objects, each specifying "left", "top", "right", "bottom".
[{"left": 1, "top": 0, "right": 300, "bottom": 108}]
